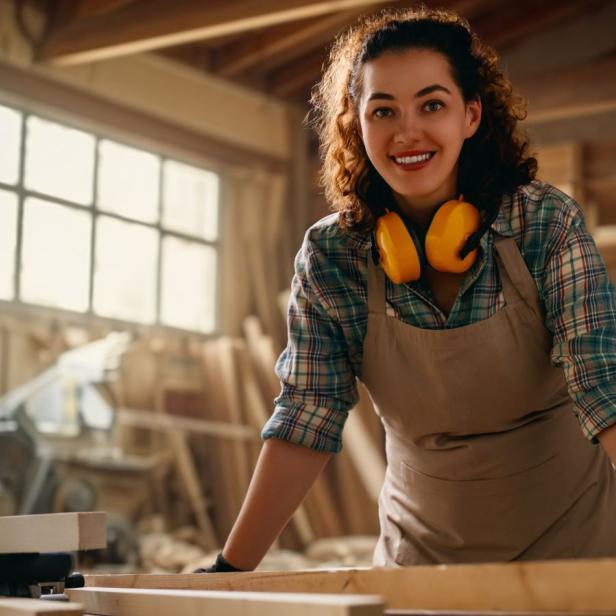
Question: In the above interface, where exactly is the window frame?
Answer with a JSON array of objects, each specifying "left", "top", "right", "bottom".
[{"left": 0, "top": 100, "right": 224, "bottom": 336}]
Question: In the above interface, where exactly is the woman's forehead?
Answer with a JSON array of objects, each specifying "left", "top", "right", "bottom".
[{"left": 361, "top": 48, "right": 457, "bottom": 96}]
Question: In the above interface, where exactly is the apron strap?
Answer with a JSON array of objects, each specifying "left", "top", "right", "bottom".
[
  {"left": 367, "top": 255, "right": 387, "bottom": 314},
  {"left": 494, "top": 237, "right": 544, "bottom": 322}
]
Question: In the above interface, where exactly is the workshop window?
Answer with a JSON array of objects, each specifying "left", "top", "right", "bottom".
[
  {"left": 0, "top": 189, "right": 18, "bottom": 301},
  {"left": 0, "top": 102, "right": 220, "bottom": 334}
]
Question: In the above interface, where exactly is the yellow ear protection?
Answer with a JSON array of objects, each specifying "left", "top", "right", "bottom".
[{"left": 373, "top": 197, "right": 481, "bottom": 284}]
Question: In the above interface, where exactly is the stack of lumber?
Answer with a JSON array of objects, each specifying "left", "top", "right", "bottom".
[
  {"left": 111, "top": 312, "right": 386, "bottom": 556},
  {"left": 79, "top": 557, "right": 616, "bottom": 615}
]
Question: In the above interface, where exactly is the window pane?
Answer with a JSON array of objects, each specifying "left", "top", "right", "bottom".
[
  {"left": 0, "top": 105, "right": 22, "bottom": 185},
  {"left": 0, "top": 189, "right": 18, "bottom": 300},
  {"left": 98, "top": 140, "right": 160, "bottom": 223},
  {"left": 21, "top": 197, "right": 91, "bottom": 312},
  {"left": 162, "top": 160, "right": 219, "bottom": 240},
  {"left": 93, "top": 216, "right": 158, "bottom": 324},
  {"left": 161, "top": 236, "right": 216, "bottom": 333},
  {"left": 24, "top": 116, "right": 95, "bottom": 205}
]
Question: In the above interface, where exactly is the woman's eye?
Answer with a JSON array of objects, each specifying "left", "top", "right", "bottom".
[
  {"left": 424, "top": 100, "right": 444, "bottom": 112},
  {"left": 372, "top": 107, "right": 393, "bottom": 119}
]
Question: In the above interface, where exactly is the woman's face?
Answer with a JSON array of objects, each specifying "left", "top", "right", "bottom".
[{"left": 358, "top": 48, "right": 481, "bottom": 223}]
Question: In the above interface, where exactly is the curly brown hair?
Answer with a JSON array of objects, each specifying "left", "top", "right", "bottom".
[{"left": 308, "top": 5, "right": 537, "bottom": 247}]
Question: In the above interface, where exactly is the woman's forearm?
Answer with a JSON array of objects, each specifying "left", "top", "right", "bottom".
[{"left": 221, "top": 437, "right": 332, "bottom": 570}]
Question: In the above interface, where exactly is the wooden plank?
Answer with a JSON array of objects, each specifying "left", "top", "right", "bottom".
[
  {"left": 0, "top": 599, "right": 83, "bottom": 616},
  {"left": 499, "top": 0, "right": 616, "bottom": 81},
  {"left": 116, "top": 406, "right": 257, "bottom": 441},
  {"left": 167, "top": 430, "right": 218, "bottom": 551},
  {"left": 387, "top": 613, "right": 616, "bottom": 616},
  {"left": 475, "top": 0, "right": 589, "bottom": 50},
  {"left": 68, "top": 587, "right": 384, "bottom": 616},
  {"left": 38, "top": 0, "right": 393, "bottom": 66},
  {"left": 0, "top": 512, "right": 106, "bottom": 554},
  {"left": 214, "top": 10, "right": 362, "bottom": 77},
  {"left": 84, "top": 558, "right": 616, "bottom": 612},
  {"left": 518, "top": 55, "right": 616, "bottom": 125}
]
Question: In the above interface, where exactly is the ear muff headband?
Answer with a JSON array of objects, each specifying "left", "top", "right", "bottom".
[{"left": 375, "top": 198, "right": 481, "bottom": 283}]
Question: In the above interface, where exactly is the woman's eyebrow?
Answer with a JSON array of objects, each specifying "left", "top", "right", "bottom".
[
  {"left": 367, "top": 92, "right": 395, "bottom": 102},
  {"left": 366, "top": 84, "right": 451, "bottom": 103},
  {"left": 415, "top": 84, "right": 451, "bottom": 97}
]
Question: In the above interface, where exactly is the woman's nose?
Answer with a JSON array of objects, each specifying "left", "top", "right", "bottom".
[{"left": 393, "top": 113, "right": 422, "bottom": 143}]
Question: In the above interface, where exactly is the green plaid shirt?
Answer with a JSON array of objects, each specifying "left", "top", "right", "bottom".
[{"left": 263, "top": 181, "right": 616, "bottom": 452}]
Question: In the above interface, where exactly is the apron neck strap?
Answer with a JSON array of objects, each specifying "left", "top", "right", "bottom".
[
  {"left": 367, "top": 254, "right": 387, "bottom": 314},
  {"left": 494, "top": 237, "right": 544, "bottom": 321}
]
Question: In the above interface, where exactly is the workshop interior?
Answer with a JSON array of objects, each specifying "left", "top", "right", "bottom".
[{"left": 1, "top": 0, "right": 616, "bottom": 614}]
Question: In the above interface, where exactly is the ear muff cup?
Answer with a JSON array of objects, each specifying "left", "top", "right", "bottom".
[
  {"left": 375, "top": 211, "right": 424, "bottom": 284},
  {"left": 424, "top": 199, "right": 481, "bottom": 273},
  {"left": 375, "top": 198, "right": 481, "bottom": 283}
]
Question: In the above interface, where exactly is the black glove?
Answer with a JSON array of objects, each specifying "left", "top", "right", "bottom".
[{"left": 194, "top": 552, "right": 244, "bottom": 573}]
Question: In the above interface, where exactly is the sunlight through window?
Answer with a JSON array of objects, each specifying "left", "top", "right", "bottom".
[
  {"left": 24, "top": 116, "right": 95, "bottom": 205},
  {"left": 20, "top": 197, "right": 91, "bottom": 312},
  {"left": 98, "top": 140, "right": 160, "bottom": 223},
  {"left": 163, "top": 160, "right": 219, "bottom": 240},
  {"left": 0, "top": 105, "right": 22, "bottom": 185},
  {"left": 0, "top": 189, "right": 18, "bottom": 300},
  {"left": 5, "top": 107, "right": 220, "bottom": 332},
  {"left": 161, "top": 236, "right": 216, "bottom": 333},
  {"left": 93, "top": 216, "right": 158, "bottom": 324}
]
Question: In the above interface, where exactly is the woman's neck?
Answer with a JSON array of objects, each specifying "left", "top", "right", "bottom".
[{"left": 393, "top": 192, "right": 454, "bottom": 231}]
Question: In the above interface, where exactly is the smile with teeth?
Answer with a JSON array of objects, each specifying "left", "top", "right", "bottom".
[{"left": 392, "top": 152, "right": 435, "bottom": 164}]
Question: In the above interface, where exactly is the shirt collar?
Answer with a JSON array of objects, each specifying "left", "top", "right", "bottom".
[
  {"left": 343, "top": 190, "right": 516, "bottom": 250},
  {"left": 489, "top": 192, "right": 514, "bottom": 238}
]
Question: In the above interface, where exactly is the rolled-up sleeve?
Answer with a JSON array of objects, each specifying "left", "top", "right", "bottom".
[
  {"left": 261, "top": 231, "right": 359, "bottom": 453},
  {"left": 543, "top": 198, "right": 616, "bottom": 442}
]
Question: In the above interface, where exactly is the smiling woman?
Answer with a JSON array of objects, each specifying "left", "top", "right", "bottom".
[
  {"left": 357, "top": 49, "right": 481, "bottom": 226},
  {"left": 199, "top": 6, "right": 616, "bottom": 573}
]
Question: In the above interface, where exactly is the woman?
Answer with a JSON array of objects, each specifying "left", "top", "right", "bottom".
[{"left": 203, "top": 6, "right": 616, "bottom": 572}]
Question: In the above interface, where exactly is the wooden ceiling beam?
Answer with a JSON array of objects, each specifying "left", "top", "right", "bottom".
[
  {"left": 262, "top": 0, "right": 490, "bottom": 98},
  {"left": 37, "top": 0, "right": 394, "bottom": 66},
  {"left": 520, "top": 54, "right": 616, "bottom": 124},
  {"left": 475, "top": 0, "right": 597, "bottom": 50},
  {"left": 214, "top": 10, "right": 363, "bottom": 78},
  {"left": 268, "top": 51, "right": 327, "bottom": 98}
]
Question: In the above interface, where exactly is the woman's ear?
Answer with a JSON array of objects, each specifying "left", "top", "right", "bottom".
[{"left": 464, "top": 97, "right": 482, "bottom": 139}]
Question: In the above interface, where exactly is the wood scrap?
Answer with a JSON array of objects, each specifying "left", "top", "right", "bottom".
[
  {"left": 304, "top": 536, "right": 377, "bottom": 567},
  {"left": 209, "top": 338, "right": 253, "bottom": 522},
  {"left": 115, "top": 407, "right": 256, "bottom": 441},
  {"left": 148, "top": 349, "right": 219, "bottom": 550},
  {"left": 200, "top": 339, "right": 253, "bottom": 542},
  {"left": 139, "top": 531, "right": 205, "bottom": 573},
  {"left": 0, "top": 599, "right": 83, "bottom": 615},
  {"left": 167, "top": 430, "right": 217, "bottom": 551},
  {"left": 0, "top": 512, "right": 106, "bottom": 554},
  {"left": 84, "top": 557, "right": 616, "bottom": 612},
  {"left": 68, "top": 587, "right": 384, "bottom": 616}
]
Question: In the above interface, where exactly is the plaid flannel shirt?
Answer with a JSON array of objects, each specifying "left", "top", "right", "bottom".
[{"left": 263, "top": 181, "right": 616, "bottom": 452}]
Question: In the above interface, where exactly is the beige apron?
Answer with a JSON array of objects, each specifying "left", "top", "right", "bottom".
[{"left": 360, "top": 236, "right": 616, "bottom": 566}]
